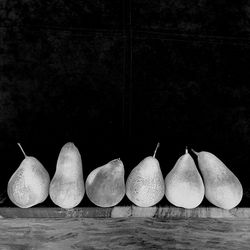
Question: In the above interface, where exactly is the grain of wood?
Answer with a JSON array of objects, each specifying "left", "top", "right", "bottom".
[{"left": 0, "top": 217, "right": 250, "bottom": 249}]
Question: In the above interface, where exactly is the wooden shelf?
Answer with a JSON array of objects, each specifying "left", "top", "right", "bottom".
[
  {"left": 0, "top": 206, "right": 249, "bottom": 218},
  {"left": 0, "top": 207, "right": 250, "bottom": 249},
  {"left": 0, "top": 206, "right": 250, "bottom": 218}
]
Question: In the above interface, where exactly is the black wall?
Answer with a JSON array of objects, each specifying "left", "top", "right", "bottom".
[{"left": 1, "top": 0, "right": 250, "bottom": 206}]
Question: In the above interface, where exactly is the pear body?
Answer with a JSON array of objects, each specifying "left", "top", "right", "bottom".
[
  {"left": 7, "top": 157, "right": 50, "bottom": 208},
  {"left": 196, "top": 151, "right": 243, "bottom": 210},
  {"left": 86, "top": 159, "right": 125, "bottom": 207},
  {"left": 165, "top": 151, "right": 204, "bottom": 209},
  {"left": 49, "top": 142, "right": 84, "bottom": 209},
  {"left": 126, "top": 156, "right": 165, "bottom": 207}
]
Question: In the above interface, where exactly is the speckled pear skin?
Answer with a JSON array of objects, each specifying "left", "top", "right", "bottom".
[
  {"left": 196, "top": 151, "right": 243, "bottom": 210},
  {"left": 86, "top": 159, "right": 125, "bottom": 207},
  {"left": 165, "top": 150, "right": 204, "bottom": 209},
  {"left": 49, "top": 142, "right": 85, "bottom": 209},
  {"left": 7, "top": 156, "right": 50, "bottom": 208},
  {"left": 126, "top": 156, "right": 165, "bottom": 207}
]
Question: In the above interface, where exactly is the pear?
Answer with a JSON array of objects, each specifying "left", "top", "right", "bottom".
[
  {"left": 7, "top": 143, "right": 50, "bottom": 208},
  {"left": 85, "top": 159, "right": 125, "bottom": 207},
  {"left": 126, "top": 143, "right": 165, "bottom": 207},
  {"left": 193, "top": 150, "right": 243, "bottom": 210},
  {"left": 165, "top": 147, "right": 204, "bottom": 209},
  {"left": 49, "top": 142, "right": 84, "bottom": 209}
]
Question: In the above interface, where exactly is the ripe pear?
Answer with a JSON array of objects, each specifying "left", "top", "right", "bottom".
[
  {"left": 7, "top": 143, "right": 50, "bottom": 208},
  {"left": 193, "top": 150, "right": 243, "bottom": 210},
  {"left": 49, "top": 142, "right": 85, "bottom": 209},
  {"left": 85, "top": 159, "right": 125, "bottom": 207},
  {"left": 165, "top": 148, "right": 204, "bottom": 209},
  {"left": 126, "top": 143, "right": 165, "bottom": 207}
]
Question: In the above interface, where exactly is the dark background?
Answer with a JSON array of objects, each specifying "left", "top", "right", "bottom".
[{"left": 1, "top": 0, "right": 250, "bottom": 207}]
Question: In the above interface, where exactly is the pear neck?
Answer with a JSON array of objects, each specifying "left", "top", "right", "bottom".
[{"left": 56, "top": 160, "right": 83, "bottom": 179}]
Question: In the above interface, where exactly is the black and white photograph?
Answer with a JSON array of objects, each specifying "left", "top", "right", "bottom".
[{"left": 1, "top": 0, "right": 250, "bottom": 249}]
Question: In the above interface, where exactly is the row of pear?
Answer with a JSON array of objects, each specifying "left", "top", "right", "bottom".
[{"left": 7, "top": 142, "right": 243, "bottom": 210}]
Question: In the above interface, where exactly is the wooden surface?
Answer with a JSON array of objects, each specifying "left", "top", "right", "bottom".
[{"left": 0, "top": 207, "right": 250, "bottom": 249}]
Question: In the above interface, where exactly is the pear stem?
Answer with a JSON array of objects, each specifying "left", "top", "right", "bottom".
[
  {"left": 17, "top": 143, "right": 27, "bottom": 158},
  {"left": 153, "top": 142, "right": 160, "bottom": 158},
  {"left": 185, "top": 146, "right": 188, "bottom": 154},
  {"left": 191, "top": 148, "right": 198, "bottom": 156}
]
